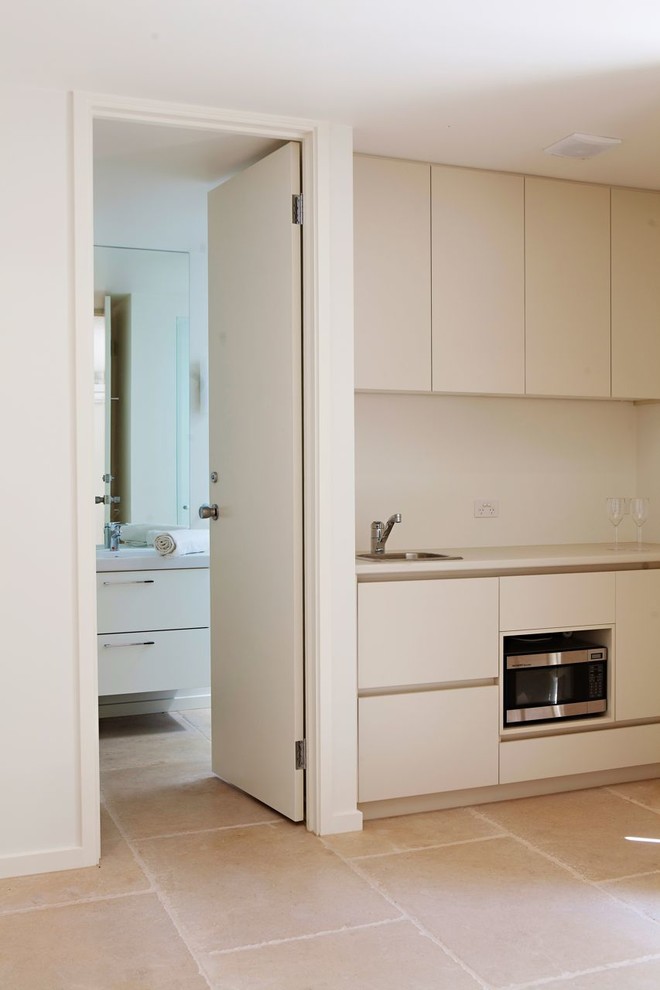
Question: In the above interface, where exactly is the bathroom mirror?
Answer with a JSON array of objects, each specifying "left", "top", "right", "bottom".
[{"left": 93, "top": 246, "right": 190, "bottom": 544}]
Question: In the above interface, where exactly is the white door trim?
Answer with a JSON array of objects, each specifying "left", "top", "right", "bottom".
[{"left": 72, "top": 91, "right": 360, "bottom": 865}]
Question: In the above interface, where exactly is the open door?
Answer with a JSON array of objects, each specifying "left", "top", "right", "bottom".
[{"left": 206, "top": 142, "right": 304, "bottom": 821}]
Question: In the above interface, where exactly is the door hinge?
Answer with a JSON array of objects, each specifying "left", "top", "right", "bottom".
[
  {"left": 292, "top": 194, "right": 304, "bottom": 226},
  {"left": 295, "top": 739, "right": 307, "bottom": 770}
]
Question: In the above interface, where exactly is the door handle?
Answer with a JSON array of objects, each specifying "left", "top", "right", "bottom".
[{"left": 199, "top": 503, "right": 219, "bottom": 520}]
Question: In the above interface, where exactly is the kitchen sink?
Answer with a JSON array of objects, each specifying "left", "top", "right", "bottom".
[{"left": 356, "top": 551, "right": 463, "bottom": 561}]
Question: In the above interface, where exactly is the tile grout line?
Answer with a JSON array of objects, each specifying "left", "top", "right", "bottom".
[
  {"left": 107, "top": 818, "right": 283, "bottom": 845},
  {"left": 603, "top": 784, "right": 660, "bottom": 818},
  {"left": 319, "top": 835, "right": 494, "bottom": 990},
  {"left": 471, "top": 806, "right": 660, "bottom": 929},
  {"left": 0, "top": 886, "right": 155, "bottom": 918},
  {"left": 102, "top": 800, "right": 214, "bottom": 989},
  {"left": 342, "top": 831, "right": 508, "bottom": 862},
  {"left": 206, "top": 916, "right": 406, "bottom": 956},
  {"left": 500, "top": 951, "right": 660, "bottom": 990},
  {"left": 597, "top": 867, "right": 660, "bottom": 883}
]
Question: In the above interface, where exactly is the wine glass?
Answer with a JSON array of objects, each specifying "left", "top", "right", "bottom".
[
  {"left": 606, "top": 497, "right": 629, "bottom": 549},
  {"left": 630, "top": 497, "right": 649, "bottom": 549}
]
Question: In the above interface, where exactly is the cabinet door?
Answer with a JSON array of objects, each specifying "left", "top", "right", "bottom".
[
  {"left": 500, "top": 572, "right": 615, "bottom": 632},
  {"left": 359, "top": 686, "right": 499, "bottom": 802},
  {"left": 525, "top": 177, "right": 610, "bottom": 398},
  {"left": 431, "top": 166, "right": 524, "bottom": 395},
  {"left": 615, "top": 570, "right": 660, "bottom": 720},
  {"left": 612, "top": 188, "right": 660, "bottom": 400},
  {"left": 358, "top": 577, "right": 498, "bottom": 689},
  {"left": 354, "top": 155, "right": 431, "bottom": 391}
]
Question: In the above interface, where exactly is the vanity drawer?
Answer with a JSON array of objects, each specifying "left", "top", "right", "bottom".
[
  {"left": 97, "top": 568, "right": 209, "bottom": 633},
  {"left": 98, "top": 628, "right": 210, "bottom": 695},
  {"left": 499, "top": 572, "right": 615, "bottom": 632}
]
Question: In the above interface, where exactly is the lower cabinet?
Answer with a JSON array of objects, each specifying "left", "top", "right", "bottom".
[
  {"left": 98, "top": 628, "right": 210, "bottom": 696},
  {"left": 615, "top": 570, "right": 660, "bottom": 721},
  {"left": 358, "top": 686, "right": 499, "bottom": 802},
  {"left": 500, "top": 723, "right": 660, "bottom": 784}
]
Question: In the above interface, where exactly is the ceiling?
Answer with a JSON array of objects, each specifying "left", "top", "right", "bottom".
[{"left": 5, "top": 0, "right": 660, "bottom": 187}]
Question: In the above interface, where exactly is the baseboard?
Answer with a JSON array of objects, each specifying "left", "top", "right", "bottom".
[
  {"left": 0, "top": 845, "right": 99, "bottom": 881},
  {"left": 318, "top": 809, "right": 364, "bottom": 836},
  {"left": 99, "top": 690, "right": 211, "bottom": 718}
]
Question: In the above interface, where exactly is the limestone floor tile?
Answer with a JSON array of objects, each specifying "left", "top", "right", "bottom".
[
  {"left": 478, "top": 787, "right": 660, "bottom": 881},
  {"left": 610, "top": 778, "right": 660, "bottom": 811},
  {"left": 540, "top": 959, "right": 660, "bottom": 989},
  {"left": 359, "top": 835, "right": 660, "bottom": 988},
  {"left": 99, "top": 711, "right": 210, "bottom": 771},
  {"left": 202, "top": 920, "right": 482, "bottom": 989},
  {"left": 601, "top": 871, "right": 660, "bottom": 922},
  {"left": 0, "top": 808, "right": 149, "bottom": 913},
  {"left": 0, "top": 892, "right": 207, "bottom": 989},
  {"left": 136, "top": 821, "right": 400, "bottom": 952},
  {"left": 179, "top": 707, "right": 212, "bottom": 739},
  {"left": 101, "top": 759, "right": 279, "bottom": 839},
  {"left": 323, "top": 808, "right": 504, "bottom": 859}
]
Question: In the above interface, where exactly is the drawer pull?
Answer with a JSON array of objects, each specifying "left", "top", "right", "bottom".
[
  {"left": 102, "top": 579, "right": 155, "bottom": 586},
  {"left": 103, "top": 640, "right": 156, "bottom": 648}
]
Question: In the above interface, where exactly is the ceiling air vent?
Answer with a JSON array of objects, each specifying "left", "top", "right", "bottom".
[{"left": 543, "top": 132, "right": 622, "bottom": 160}]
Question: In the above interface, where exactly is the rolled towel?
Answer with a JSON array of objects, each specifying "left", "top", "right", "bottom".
[
  {"left": 121, "top": 523, "right": 183, "bottom": 547},
  {"left": 152, "top": 529, "right": 210, "bottom": 557}
]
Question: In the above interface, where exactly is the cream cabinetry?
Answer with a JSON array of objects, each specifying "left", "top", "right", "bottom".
[
  {"left": 500, "top": 572, "right": 615, "bottom": 632},
  {"left": 525, "top": 177, "right": 611, "bottom": 398},
  {"left": 431, "top": 166, "right": 524, "bottom": 395},
  {"left": 611, "top": 188, "right": 660, "bottom": 400},
  {"left": 357, "top": 578, "right": 499, "bottom": 802},
  {"left": 353, "top": 155, "right": 431, "bottom": 391},
  {"left": 615, "top": 570, "right": 660, "bottom": 721},
  {"left": 97, "top": 567, "right": 210, "bottom": 698}
]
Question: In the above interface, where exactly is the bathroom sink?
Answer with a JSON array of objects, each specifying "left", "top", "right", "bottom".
[{"left": 356, "top": 551, "right": 463, "bottom": 561}]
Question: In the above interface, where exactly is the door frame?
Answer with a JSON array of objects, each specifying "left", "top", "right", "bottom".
[{"left": 72, "top": 91, "right": 361, "bottom": 864}]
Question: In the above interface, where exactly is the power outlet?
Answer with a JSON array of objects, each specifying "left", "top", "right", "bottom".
[{"left": 474, "top": 499, "right": 499, "bottom": 519}]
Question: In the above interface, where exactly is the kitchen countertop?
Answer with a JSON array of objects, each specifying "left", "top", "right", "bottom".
[
  {"left": 355, "top": 542, "right": 660, "bottom": 580},
  {"left": 96, "top": 547, "right": 209, "bottom": 572}
]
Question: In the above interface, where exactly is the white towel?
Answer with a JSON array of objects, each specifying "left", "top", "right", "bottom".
[
  {"left": 152, "top": 529, "right": 210, "bottom": 557},
  {"left": 120, "top": 523, "right": 183, "bottom": 547}
]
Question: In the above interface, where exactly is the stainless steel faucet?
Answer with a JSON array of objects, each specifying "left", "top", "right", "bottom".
[
  {"left": 104, "top": 522, "right": 122, "bottom": 552},
  {"left": 370, "top": 513, "right": 402, "bottom": 554}
]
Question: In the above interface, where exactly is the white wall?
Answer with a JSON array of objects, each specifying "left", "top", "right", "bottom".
[
  {"left": 355, "top": 393, "right": 639, "bottom": 550},
  {"left": 0, "top": 87, "right": 88, "bottom": 875},
  {"left": 93, "top": 156, "right": 210, "bottom": 526},
  {"left": 635, "top": 403, "right": 660, "bottom": 543}
]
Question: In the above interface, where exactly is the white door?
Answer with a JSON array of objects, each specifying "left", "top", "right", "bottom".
[{"left": 206, "top": 142, "right": 304, "bottom": 821}]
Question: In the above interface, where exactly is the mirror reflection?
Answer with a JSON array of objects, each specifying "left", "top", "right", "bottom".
[{"left": 93, "top": 246, "right": 190, "bottom": 545}]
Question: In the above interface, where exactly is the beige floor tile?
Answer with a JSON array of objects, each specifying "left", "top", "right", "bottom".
[
  {"left": 478, "top": 787, "right": 660, "bottom": 881},
  {"left": 541, "top": 959, "right": 660, "bottom": 989},
  {"left": 359, "top": 835, "right": 660, "bottom": 988},
  {"left": 0, "top": 809, "right": 149, "bottom": 913},
  {"left": 0, "top": 892, "right": 207, "bottom": 989},
  {"left": 202, "top": 920, "right": 481, "bottom": 989},
  {"left": 602, "top": 870, "right": 660, "bottom": 922},
  {"left": 99, "top": 712, "right": 210, "bottom": 771},
  {"left": 137, "top": 822, "right": 399, "bottom": 952},
  {"left": 179, "top": 707, "right": 212, "bottom": 739},
  {"left": 610, "top": 777, "right": 660, "bottom": 810},
  {"left": 102, "top": 759, "right": 279, "bottom": 839},
  {"left": 324, "top": 808, "right": 503, "bottom": 859}
]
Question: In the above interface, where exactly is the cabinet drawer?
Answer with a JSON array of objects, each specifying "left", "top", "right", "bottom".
[
  {"left": 499, "top": 572, "right": 614, "bottom": 632},
  {"left": 97, "top": 568, "right": 209, "bottom": 633},
  {"left": 358, "top": 578, "right": 498, "bottom": 689},
  {"left": 500, "top": 722, "right": 660, "bottom": 784},
  {"left": 98, "top": 628, "right": 210, "bottom": 696},
  {"left": 359, "top": 686, "right": 499, "bottom": 802}
]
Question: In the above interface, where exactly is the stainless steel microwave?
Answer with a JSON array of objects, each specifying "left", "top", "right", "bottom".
[{"left": 503, "top": 633, "right": 607, "bottom": 727}]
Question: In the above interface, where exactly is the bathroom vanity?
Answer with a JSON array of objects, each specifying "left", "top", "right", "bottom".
[{"left": 96, "top": 548, "right": 210, "bottom": 716}]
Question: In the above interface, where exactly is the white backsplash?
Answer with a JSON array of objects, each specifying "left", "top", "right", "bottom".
[{"left": 355, "top": 392, "right": 639, "bottom": 551}]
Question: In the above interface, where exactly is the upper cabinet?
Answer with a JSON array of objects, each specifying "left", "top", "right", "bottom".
[
  {"left": 431, "top": 166, "right": 524, "bottom": 395},
  {"left": 353, "top": 155, "right": 431, "bottom": 391},
  {"left": 354, "top": 155, "right": 660, "bottom": 401},
  {"left": 525, "top": 178, "right": 611, "bottom": 398},
  {"left": 611, "top": 188, "right": 660, "bottom": 400}
]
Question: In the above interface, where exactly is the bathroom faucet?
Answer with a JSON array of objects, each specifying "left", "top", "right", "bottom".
[
  {"left": 370, "top": 513, "right": 402, "bottom": 554},
  {"left": 104, "top": 522, "right": 122, "bottom": 552}
]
